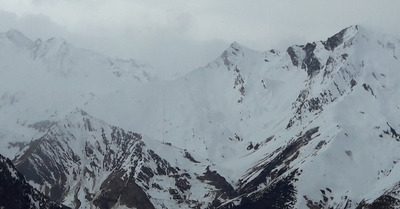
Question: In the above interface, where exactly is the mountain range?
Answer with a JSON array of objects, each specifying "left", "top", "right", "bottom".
[{"left": 1, "top": 25, "right": 400, "bottom": 208}]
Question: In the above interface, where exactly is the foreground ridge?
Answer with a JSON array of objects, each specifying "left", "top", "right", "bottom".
[{"left": 0, "top": 154, "right": 70, "bottom": 209}]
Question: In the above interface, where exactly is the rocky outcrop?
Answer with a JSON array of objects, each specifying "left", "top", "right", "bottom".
[{"left": 0, "top": 154, "right": 70, "bottom": 209}]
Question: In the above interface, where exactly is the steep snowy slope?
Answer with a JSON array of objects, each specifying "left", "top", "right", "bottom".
[
  {"left": 14, "top": 109, "right": 236, "bottom": 209},
  {"left": 1, "top": 25, "right": 400, "bottom": 208},
  {"left": 216, "top": 25, "right": 400, "bottom": 208},
  {"left": 0, "top": 154, "right": 70, "bottom": 209},
  {"left": 83, "top": 25, "right": 399, "bottom": 183}
]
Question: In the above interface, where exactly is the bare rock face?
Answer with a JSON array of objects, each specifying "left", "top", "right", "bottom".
[
  {"left": 0, "top": 154, "right": 70, "bottom": 209},
  {"left": 93, "top": 171, "right": 154, "bottom": 209}
]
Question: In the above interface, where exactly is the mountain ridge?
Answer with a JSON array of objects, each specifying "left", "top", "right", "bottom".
[{"left": 1, "top": 25, "right": 400, "bottom": 208}]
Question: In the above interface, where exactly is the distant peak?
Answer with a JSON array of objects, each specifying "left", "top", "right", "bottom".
[
  {"left": 2, "top": 28, "right": 33, "bottom": 48},
  {"left": 344, "top": 24, "right": 359, "bottom": 32},
  {"left": 221, "top": 41, "right": 249, "bottom": 56},
  {"left": 6, "top": 28, "right": 24, "bottom": 36},
  {"left": 229, "top": 41, "right": 251, "bottom": 52},
  {"left": 339, "top": 24, "right": 361, "bottom": 38},
  {"left": 230, "top": 41, "right": 243, "bottom": 48}
]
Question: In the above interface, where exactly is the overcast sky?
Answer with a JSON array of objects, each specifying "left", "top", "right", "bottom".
[{"left": 1, "top": 0, "right": 399, "bottom": 75}]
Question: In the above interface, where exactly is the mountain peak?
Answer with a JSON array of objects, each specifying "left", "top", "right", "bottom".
[
  {"left": 229, "top": 41, "right": 246, "bottom": 50},
  {"left": 322, "top": 25, "right": 360, "bottom": 50},
  {"left": 1, "top": 29, "right": 33, "bottom": 48},
  {"left": 227, "top": 41, "right": 258, "bottom": 54},
  {"left": 220, "top": 41, "right": 258, "bottom": 58},
  {"left": 215, "top": 41, "right": 259, "bottom": 71}
]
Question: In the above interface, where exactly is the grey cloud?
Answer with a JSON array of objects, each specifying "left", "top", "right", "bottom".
[{"left": 0, "top": 10, "right": 70, "bottom": 41}]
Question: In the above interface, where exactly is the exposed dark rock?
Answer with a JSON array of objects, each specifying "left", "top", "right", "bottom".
[
  {"left": 362, "top": 83, "right": 375, "bottom": 97},
  {"left": 138, "top": 166, "right": 154, "bottom": 183},
  {"left": 147, "top": 149, "right": 178, "bottom": 176},
  {"left": 233, "top": 70, "right": 246, "bottom": 97},
  {"left": 169, "top": 188, "right": 183, "bottom": 202},
  {"left": 169, "top": 188, "right": 179, "bottom": 195},
  {"left": 152, "top": 183, "right": 162, "bottom": 190},
  {"left": 356, "top": 181, "right": 400, "bottom": 208},
  {"left": 322, "top": 26, "right": 357, "bottom": 50},
  {"left": 239, "top": 127, "right": 319, "bottom": 193},
  {"left": 350, "top": 79, "right": 357, "bottom": 88},
  {"left": 287, "top": 46, "right": 299, "bottom": 67},
  {"left": 28, "top": 120, "right": 57, "bottom": 132},
  {"left": 286, "top": 119, "right": 295, "bottom": 129},
  {"left": 184, "top": 150, "right": 200, "bottom": 163},
  {"left": 301, "top": 43, "right": 321, "bottom": 77},
  {"left": 197, "top": 166, "right": 237, "bottom": 202},
  {"left": 93, "top": 170, "right": 154, "bottom": 209},
  {"left": 308, "top": 98, "right": 322, "bottom": 112},
  {"left": 357, "top": 195, "right": 400, "bottom": 209},
  {"left": 239, "top": 86, "right": 245, "bottom": 96},
  {"left": 386, "top": 123, "right": 400, "bottom": 140},
  {"left": 83, "top": 118, "right": 94, "bottom": 132},
  {"left": 224, "top": 171, "right": 298, "bottom": 209},
  {"left": 322, "top": 56, "right": 335, "bottom": 78},
  {"left": 287, "top": 89, "right": 332, "bottom": 129},
  {"left": 261, "top": 80, "right": 267, "bottom": 89},
  {"left": 247, "top": 142, "right": 253, "bottom": 150},
  {"left": 288, "top": 41, "right": 325, "bottom": 77},
  {"left": 265, "top": 135, "right": 275, "bottom": 143},
  {"left": 175, "top": 178, "right": 191, "bottom": 192},
  {"left": 221, "top": 51, "right": 233, "bottom": 70},
  {"left": 230, "top": 133, "right": 243, "bottom": 141},
  {"left": 0, "top": 154, "right": 70, "bottom": 209},
  {"left": 15, "top": 137, "right": 68, "bottom": 202},
  {"left": 315, "top": 140, "right": 326, "bottom": 150}
]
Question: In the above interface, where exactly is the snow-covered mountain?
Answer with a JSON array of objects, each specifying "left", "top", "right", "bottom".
[
  {"left": 1, "top": 25, "right": 400, "bottom": 208},
  {"left": 14, "top": 109, "right": 227, "bottom": 209},
  {"left": 0, "top": 29, "right": 158, "bottom": 159}
]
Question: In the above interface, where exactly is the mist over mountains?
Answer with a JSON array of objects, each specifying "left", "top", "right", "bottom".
[{"left": 1, "top": 25, "right": 400, "bottom": 208}]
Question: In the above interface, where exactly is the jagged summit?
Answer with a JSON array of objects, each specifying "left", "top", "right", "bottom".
[
  {"left": 322, "top": 25, "right": 360, "bottom": 50},
  {"left": 221, "top": 41, "right": 258, "bottom": 59},
  {"left": 216, "top": 25, "right": 368, "bottom": 77},
  {"left": 228, "top": 41, "right": 251, "bottom": 51},
  {"left": 224, "top": 25, "right": 361, "bottom": 55},
  {"left": 284, "top": 24, "right": 400, "bottom": 78}
]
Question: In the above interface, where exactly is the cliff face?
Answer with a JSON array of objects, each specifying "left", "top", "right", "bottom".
[{"left": 0, "top": 154, "right": 70, "bottom": 209}]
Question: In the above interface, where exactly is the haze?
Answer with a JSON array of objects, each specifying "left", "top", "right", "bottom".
[{"left": 1, "top": 0, "right": 399, "bottom": 76}]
